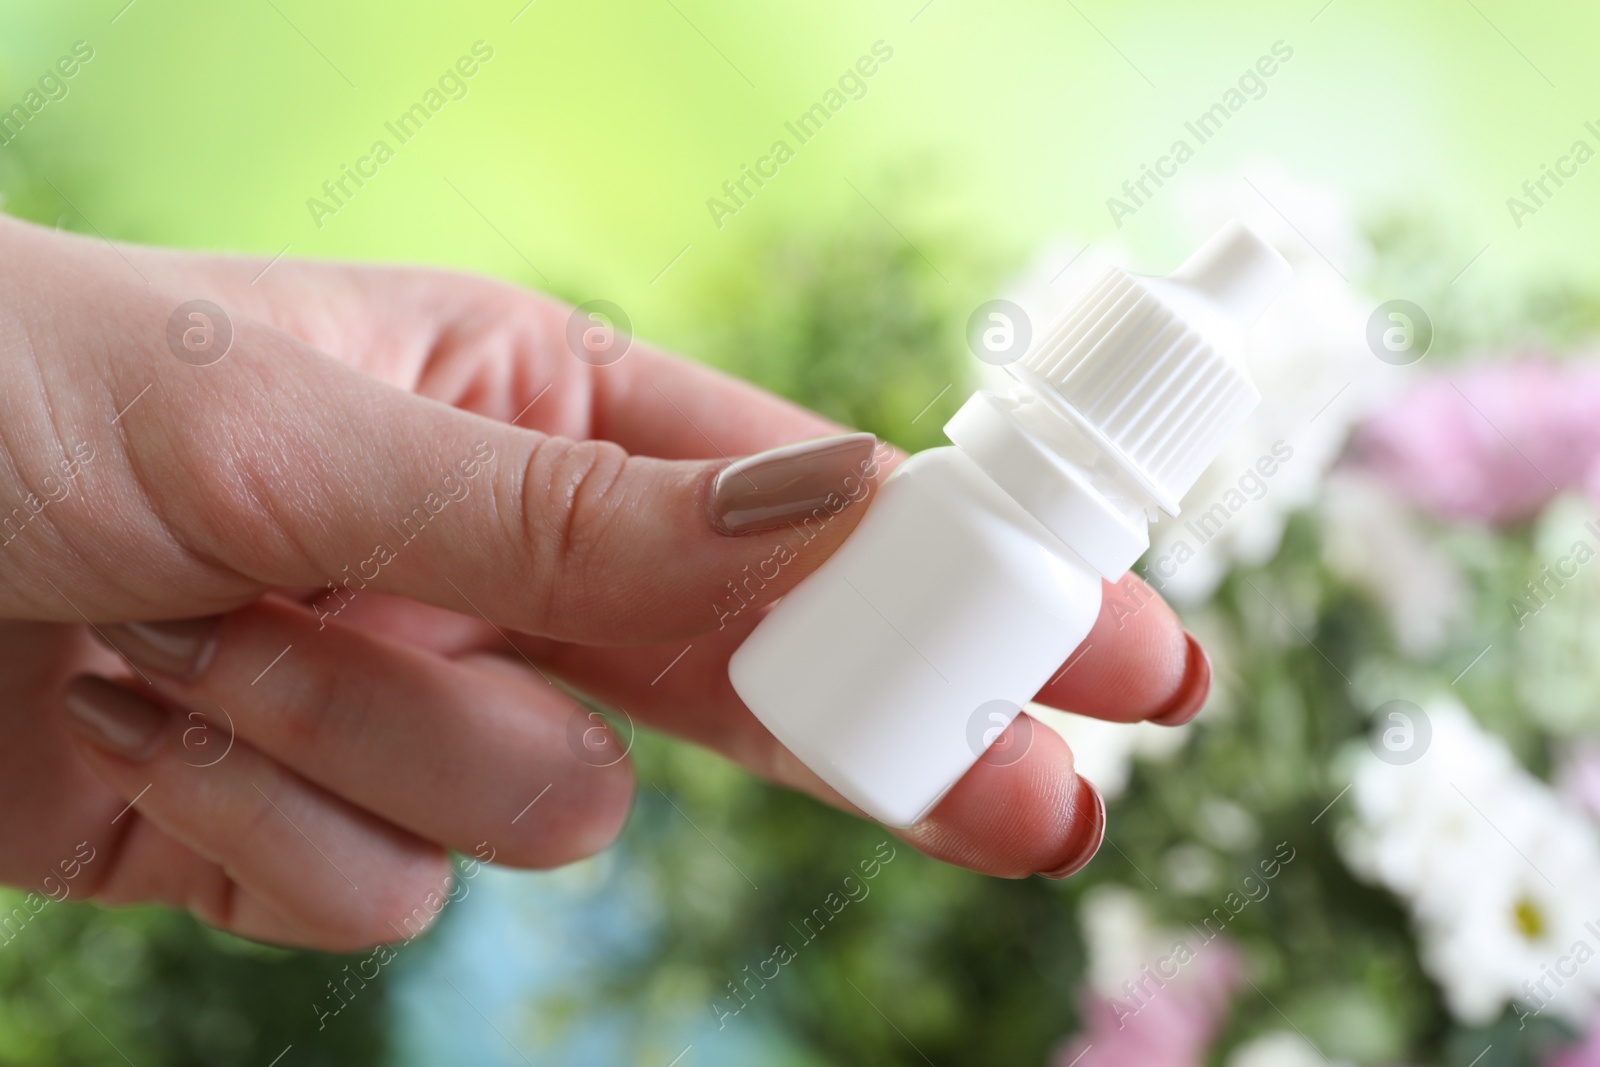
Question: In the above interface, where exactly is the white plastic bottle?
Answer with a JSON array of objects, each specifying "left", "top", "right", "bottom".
[{"left": 729, "top": 222, "right": 1292, "bottom": 827}]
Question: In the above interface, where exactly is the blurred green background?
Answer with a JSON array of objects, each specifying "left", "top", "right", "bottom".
[
  {"left": 4, "top": 0, "right": 1599, "bottom": 333},
  {"left": 3, "top": 1, "right": 1599, "bottom": 1065}
]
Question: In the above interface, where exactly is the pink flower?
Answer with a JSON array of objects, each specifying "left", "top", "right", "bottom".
[
  {"left": 1051, "top": 936, "right": 1244, "bottom": 1067},
  {"left": 1547, "top": 1008, "right": 1600, "bottom": 1067},
  {"left": 1557, "top": 740, "right": 1600, "bottom": 826},
  {"left": 1349, "top": 358, "right": 1600, "bottom": 525}
]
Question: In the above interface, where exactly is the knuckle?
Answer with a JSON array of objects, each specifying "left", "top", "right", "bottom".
[
  {"left": 234, "top": 614, "right": 366, "bottom": 751},
  {"left": 220, "top": 770, "right": 297, "bottom": 848},
  {"left": 273, "top": 658, "right": 347, "bottom": 750},
  {"left": 516, "top": 436, "right": 631, "bottom": 626},
  {"left": 125, "top": 337, "right": 323, "bottom": 576}
]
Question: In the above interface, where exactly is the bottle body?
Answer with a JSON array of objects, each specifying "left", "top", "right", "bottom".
[
  {"left": 728, "top": 223, "right": 1292, "bottom": 829},
  {"left": 729, "top": 444, "right": 1105, "bottom": 827}
]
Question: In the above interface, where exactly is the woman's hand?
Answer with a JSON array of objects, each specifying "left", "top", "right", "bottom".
[{"left": 0, "top": 215, "right": 1208, "bottom": 950}]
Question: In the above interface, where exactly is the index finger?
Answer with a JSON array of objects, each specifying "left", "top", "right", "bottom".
[
  {"left": 130, "top": 250, "right": 863, "bottom": 462},
  {"left": 431, "top": 283, "right": 889, "bottom": 463},
  {"left": 1034, "top": 573, "right": 1206, "bottom": 725}
]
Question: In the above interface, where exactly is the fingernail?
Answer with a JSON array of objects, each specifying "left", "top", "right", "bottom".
[
  {"left": 710, "top": 432, "right": 881, "bottom": 535},
  {"left": 98, "top": 618, "right": 220, "bottom": 679},
  {"left": 1149, "top": 633, "right": 1212, "bottom": 727},
  {"left": 60, "top": 676, "right": 168, "bottom": 761},
  {"left": 1040, "top": 775, "right": 1105, "bottom": 879}
]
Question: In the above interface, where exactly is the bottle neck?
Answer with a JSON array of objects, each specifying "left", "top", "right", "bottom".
[{"left": 943, "top": 388, "right": 1152, "bottom": 580}]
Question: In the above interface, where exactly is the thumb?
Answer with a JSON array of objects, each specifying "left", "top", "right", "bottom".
[{"left": 146, "top": 326, "right": 887, "bottom": 645}]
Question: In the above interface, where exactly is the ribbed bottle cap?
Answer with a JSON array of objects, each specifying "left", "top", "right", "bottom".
[{"left": 1012, "top": 222, "right": 1291, "bottom": 514}]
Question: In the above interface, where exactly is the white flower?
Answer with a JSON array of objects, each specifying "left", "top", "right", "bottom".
[
  {"left": 1342, "top": 699, "right": 1600, "bottom": 1025},
  {"left": 1319, "top": 470, "right": 1465, "bottom": 658},
  {"left": 1419, "top": 804, "right": 1600, "bottom": 1024},
  {"left": 1227, "top": 1031, "right": 1352, "bottom": 1067},
  {"left": 1079, "top": 884, "right": 1176, "bottom": 996}
]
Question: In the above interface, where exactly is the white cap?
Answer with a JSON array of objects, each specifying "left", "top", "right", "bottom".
[{"left": 1011, "top": 222, "right": 1291, "bottom": 515}]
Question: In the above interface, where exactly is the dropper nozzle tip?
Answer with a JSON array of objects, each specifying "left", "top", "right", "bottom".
[{"left": 1170, "top": 221, "right": 1292, "bottom": 332}]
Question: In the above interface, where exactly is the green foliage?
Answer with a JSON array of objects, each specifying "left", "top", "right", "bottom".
[
  {"left": 684, "top": 201, "right": 998, "bottom": 454},
  {"left": 0, "top": 150, "right": 64, "bottom": 228},
  {"left": 1365, "top": 211, "right": 1600, "bottom": 358},
  {"left": 608, "top": 732, "right": 1095, "bottom": 1066},
  {"left": 0, "top": 896, "right": 395, "bottom": 1067}
]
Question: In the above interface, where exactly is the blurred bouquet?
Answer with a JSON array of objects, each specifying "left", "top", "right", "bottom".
[
  {"left": 599, "top": 171, "right": 1600, "bottom": 1067},
  {"left": 1029, "top": 178, "right": 1600, "bottom": 1065}
]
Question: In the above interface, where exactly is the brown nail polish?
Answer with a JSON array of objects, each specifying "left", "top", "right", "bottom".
[
  {"left": 1040, "top": 775, "right": 1105, "bottom": 879},
  {"left": 710, "top": 432, "right": 881, "bottom": 535},
  {"left": 98, "top": 618, "right": 220, "bottom": 679},
  {"left": 60, "top": 676, "right": 168, "bottom": 761},
  {"left": 1150, "top": 633, "right": 1212, "bottom": 727}
]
